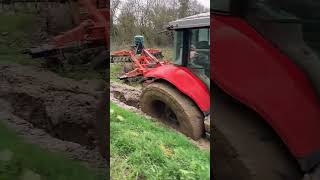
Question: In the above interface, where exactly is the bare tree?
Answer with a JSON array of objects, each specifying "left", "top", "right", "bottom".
[
  {"left": 111, "top": 0, "right": 208, "bottom": 47},
  {"left": 111, "top": 0, "right": 121, "bottom": 25}
]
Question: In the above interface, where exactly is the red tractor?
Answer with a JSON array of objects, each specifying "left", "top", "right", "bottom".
[
  {"left": 139, "top": 13, "right": 210, "bottom": 140},
  {"left": 212, "top": 0, "right": 320, "bottom": 179},
  {"left": 112, "top": 13, "right": 210, "bottom": 140},
  {"left": 111, "top": 13, "right": 210, "bottom": 139}
]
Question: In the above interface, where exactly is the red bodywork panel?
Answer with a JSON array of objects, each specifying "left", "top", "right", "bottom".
[
  {"left": 212, "top": 15, "right": 320, "bottom": 158},
  {"left": 144, "top": 65, "right": 210, "bottom": 113},
  {"left": 112, "top": 48, "right": 210, "bottom": 112}
]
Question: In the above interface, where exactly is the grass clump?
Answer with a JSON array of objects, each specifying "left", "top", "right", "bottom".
[{"left": 110, "top": 102, "right": 210, "bottom": 179}]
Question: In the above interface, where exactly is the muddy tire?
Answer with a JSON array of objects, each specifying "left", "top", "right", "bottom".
[
  {"left": 213, "top": 87, "right": 303, "bottom": 180},
  {"left": 140, "top": 82, "right": 204, "bottom": 140}
]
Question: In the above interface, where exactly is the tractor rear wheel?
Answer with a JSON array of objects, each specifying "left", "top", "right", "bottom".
[
  {"left": 140, "top": 82, "right": 204, "bottom": 140},
  {"left": 213, "top": 86, "right": 303, "bottom": 180}
]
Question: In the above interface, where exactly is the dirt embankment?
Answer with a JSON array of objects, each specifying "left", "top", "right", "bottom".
[
  {"left": 110, "top": 81, "right": 210, "bottom": 150},
  {"left": 0, "top": 64, "right": 106, "bottom": 168},
  {"left": 110, "top": 81, "right": 141, "bottom": 109}
]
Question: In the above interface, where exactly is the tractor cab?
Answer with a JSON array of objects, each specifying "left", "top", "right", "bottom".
[
  {"left": 168, "top": 12, "right": 210, "bottom": 88},
  {"left": 212, "top": 0, "right": 320, "bottom": 98},
  {"left": 212, "top": 0, "right": 320, "bottom": 176}
]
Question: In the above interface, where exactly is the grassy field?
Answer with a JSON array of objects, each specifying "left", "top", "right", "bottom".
[
  {"left": 110, "top": 102, "right": 210, "bottom": 180},
  {"left": 0, "top": 121, "right": 105, "bottom": 180},
  {"left": 110, "top": 63, "right": 123, "bottom": 82}
]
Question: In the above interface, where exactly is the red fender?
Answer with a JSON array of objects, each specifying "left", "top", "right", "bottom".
[
  {"left": 144, "top": 65, "right": 210, "bottom": 113},
  {"left": 212, "top": 15, "right": 320, "bottom": 170}
]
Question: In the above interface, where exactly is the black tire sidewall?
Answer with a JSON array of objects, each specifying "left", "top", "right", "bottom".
[{"left": 140, "top": 83, "right": 204, "bottom": 139}]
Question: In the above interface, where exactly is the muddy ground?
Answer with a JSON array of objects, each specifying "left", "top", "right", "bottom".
[
  {"left": 0, "top": 4, "right": 109, "bottom": 173},
  {"left": 0, "top": 64, "right": 107, "bottom": 169},
  {"left": 110, "top": 81, "right": 210, "bottom": 150}
]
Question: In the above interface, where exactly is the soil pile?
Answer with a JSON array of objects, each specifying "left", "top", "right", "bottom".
[{"left": 0, "top": 64, "right": 106, "bottom": 168}]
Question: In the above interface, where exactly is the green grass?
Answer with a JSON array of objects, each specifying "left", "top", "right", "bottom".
[
  {"left": 110, "top": 102, "right": 210, "bottom": 180},
  {"left": 0, "top": 121, "right": 105, "bottom": 180},
  {"left": 110, "top": 63, "right": 123, "bottom": 82},
  {"left": 110, "top": 63, "right": 142, "bottom": 87}
]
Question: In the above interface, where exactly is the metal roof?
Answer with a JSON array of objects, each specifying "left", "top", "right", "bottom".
[{"left": 168, "top": 12, "right": 210, "bottom": 29}]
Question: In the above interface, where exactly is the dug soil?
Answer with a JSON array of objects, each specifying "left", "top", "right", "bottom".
[{"left": 0, "top": 64, "right": 107, "bottom": 169}]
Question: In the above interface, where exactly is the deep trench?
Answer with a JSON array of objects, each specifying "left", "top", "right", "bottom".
[
  {"left": 111, "top": 90, "right": 140, "bottom": 108},
  {"left": 6, "top": 92, "right": 97, "bottom": 149}
]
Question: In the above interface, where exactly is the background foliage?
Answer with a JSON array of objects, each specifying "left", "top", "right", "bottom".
[{"left": 110, "top": 0, "right": 208, "bottom": 48}]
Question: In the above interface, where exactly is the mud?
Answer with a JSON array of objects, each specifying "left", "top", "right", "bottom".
[
  {"left": 212, "top": 87, "right": 303, "bottom": 180},
  {"left": 110, "top": 81, "right": 210, "bottom": 150},
  {"left": 110, "top": 81, "right": 141, "bottom": 109},
  {"left": 0, "top": 64, "right": 106, "bottom": 168}
]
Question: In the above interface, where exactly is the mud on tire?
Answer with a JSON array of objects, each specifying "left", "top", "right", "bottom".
[
  {"left": 213, "top": 87, "right": 303, "bottom": 180},
  {"left": 140, "top": 82, "right": 204, "bottom": 140}
]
